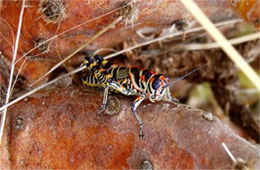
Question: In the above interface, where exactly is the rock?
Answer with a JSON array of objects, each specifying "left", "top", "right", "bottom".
[{"left": 0, "top": 86, "right": 258, "bottom": 169}]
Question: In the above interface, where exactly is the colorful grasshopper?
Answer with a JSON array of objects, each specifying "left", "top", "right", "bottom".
[{"left": 82, "top": 55, "right": 197, "bottom": 138}]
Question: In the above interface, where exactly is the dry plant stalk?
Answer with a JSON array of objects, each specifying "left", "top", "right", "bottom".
[
  {"left": 14, "top": 6, "right": 120, "bottom": 65},
  {"left": 173, "top": 32, "right": 260, "bottom": 51},
  {"left": 180, "top": 0, "right": 260, "bottom": 92},
  {"left": 29, "top": 17, "right": 123, "bottom": 86},
  {"left": 104, "top": 19, "right": 242, "bottom": 60},
  {"left": 222, "top": 143, "right": 252, "bottom": 170}
]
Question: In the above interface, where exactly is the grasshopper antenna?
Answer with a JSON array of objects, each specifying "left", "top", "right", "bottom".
[{"left": 169, "top": 63, "right": 207, "bottom": 87}]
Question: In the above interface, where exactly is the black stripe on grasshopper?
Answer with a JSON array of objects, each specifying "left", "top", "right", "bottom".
[{"left": 83, "top": 56, "right": 132, "bottom": 115}]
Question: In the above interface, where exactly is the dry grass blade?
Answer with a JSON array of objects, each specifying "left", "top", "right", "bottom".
[
  {"left": 180, "top": 0, "right": 260, "bottom": 92},
  {"left": 104, "top": 19, "right": 242, "bottom": 60},
  {"left": 0, "top": 66, "right": 85, "bottom": 113},
  {"left": 0, "top": 18, "right": 15, "bottom": 51},
  {"left": 14, "top": 6, "right": 121, "bottom": 65},
  {"left": 29, "top": 16, "right": 123, "bottom": 87},
  {"left": 0, "top": 0, "right": 26, "bottom": 144},
  {"left": 173, "top": 32, "right": 260, "bottom": 51},
  {"left": 222, "top": 143, "right": 237, "bottom": 164},
  {"left": 29, "top": 0, "right": 138, "bottom": 87}
]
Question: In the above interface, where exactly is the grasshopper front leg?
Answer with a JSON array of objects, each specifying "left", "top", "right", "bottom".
[
  {"left": 98, "top": 86, "right": 109, "bottom": 116},
  {"left": 165, "top": 86, "right": 179, "bottom": 103},
  {"left": 131, "top": 95, "right": 146, "bottom": 138}
]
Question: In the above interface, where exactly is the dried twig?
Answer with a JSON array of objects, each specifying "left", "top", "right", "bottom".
[
  {"left": 104, "top": 19, "right": 242, "bottom": 60},
  {"left": 213, "top": 85, "right": 260, "bottom": 142},
  {"left": 0, "top": 66, "right": 85, "bottom": 112},
  {"left": 0, "top": 18, "right": 15, "bottom": 51},
  {"left": 14, "top": 5, "right": 122, "bottom": 65},
  {"left": 180, "top": 0, "right": 260, "bottom": 92},
  {"left": 171, "top": 32, "right": 260, "bottom": 51},
  {"left": 29, "top": 17, "right": 123, "bottom": 87},
  {"left": 29, "top": 1, "right": 138, "bottom": 87},
  {"left": 222, "top": 143, "right": 251, "bottom": 169}
]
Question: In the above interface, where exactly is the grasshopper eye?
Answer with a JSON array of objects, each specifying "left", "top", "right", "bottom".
[
  {"left": 94, "top": 55, "right": 104, "bottom": 64},
  {"left": 152, "top": 79, "right": 161, "bottom": 90},
  {"left": 85, "top": 56, "right": 93, "bottom": 63},
  {"left": 94, "top": 55, "right": 103, "bottom": 61}
]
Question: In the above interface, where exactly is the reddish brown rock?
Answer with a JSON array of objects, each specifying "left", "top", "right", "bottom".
[{"left": 0, "top": 86, "right": 258, "bottom": 169}]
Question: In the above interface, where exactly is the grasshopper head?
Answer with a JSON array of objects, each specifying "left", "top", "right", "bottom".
[{"left": 148, "top": 75, "right": 169, "bottom": 102}]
